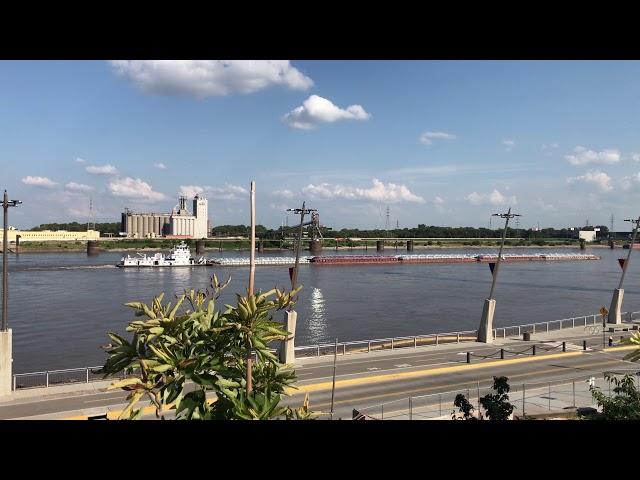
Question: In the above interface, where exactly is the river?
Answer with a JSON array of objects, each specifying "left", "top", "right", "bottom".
[{"left": 1, "top": 247, "right": 637, "bottom": 373}]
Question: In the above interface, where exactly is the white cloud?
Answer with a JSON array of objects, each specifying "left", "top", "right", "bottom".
[
  {"left": 622, "top": 172, "right": 640, "bottom": 191},
  {"left": 272, "top": 189, "right": 294, "bottom": 199},
  {"left": 567, "top": 170, "right": 612, "bottom": 192},
  {"left": 302, "top": 178, "right": 424, "bottom": 204},
  {"left": 22, "top": 176, "right": 57, "bottom": 188},
  {"left": 153, "top": 162, "right": 168, "bottom": 170},
  {"left": 419, "top": 131, "right": 456, "bottom": 145},
  {"left": 433, "top": 196, "right": 445, "bottom": 205},
  {"left": 282, "top": 95, "right": 371, "bottom": 129},
  {"left": 75, "top": 157, "right": 86, "bottom": 164},
  {"left": 110, "top": 60, "right": 313, "bottom": 97},
  {"left": 179, "top": 184, "right": 248, "bottom": 200},
  {"left": 65, "top": 182, "right": 95, "bottom": 192},
  {"left": 564, "top": 146, "right": 620, "bottom": 166},
  {"left": 178, "top": 185, "right": 205, "bottom": 198},
  {"left": 108, "top": 177, "right": 166, "bottom": 201},
  {"left": 534, "top": 200, "right": 556, "bottom": 212},
  {"left": 631, "top": 153, "right": 640, "bottom": 162},
  {"left": 465, "top": 189, "right": 516, "bottom": 206},
  {"left": 86, "top": 164, "right": 118, "bottom": 175},
  {"left": 503, "top": 139, "right": 515, "bottom": 152}
]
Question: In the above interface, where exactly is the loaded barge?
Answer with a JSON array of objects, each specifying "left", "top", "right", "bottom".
[{"left": 207, "top": 252, "right": 600, "bottom": 267}]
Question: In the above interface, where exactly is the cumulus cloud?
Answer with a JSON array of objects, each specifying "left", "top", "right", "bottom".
[
  {"left": 179, "top": 184, "right": 248, "bottom": 200},
  {"left": 465, "top": 189, "right": 516, "bottom": 206},
  {"left": 419, "top": 131, "right": 456, "bottom": 145},
  {"left": 564, "top": 146, "right": 620, "bottom": 166},
  {"left": 65, "top": 182, "right": 95, "bottom": 192},
  {"left": 622, "top": 172, "right": 640, "bottom": 191},
  {"left": 86, "top": 164, "right": 118, "bottom": 175},
  {"left": 282, "top": 95, "right": 371, "bottom": 129},
  {"left": 108, "top": 177, "right": 166, "bottom": 201},
  {"left": 272, "top": 189, "right": 294, "bottom": 199},
  {"left": 503, "top": 139, "right": 515, "bottom": 152},
  {"left": 110, "top": 60, "right": 313, "bottom": 97},
  {"left": 75, "top": 157, "right": 86, "bottom": 164},
  {"left": 433, "top": 196, "right": 445, "bottom": 205},
  {"left": 567, "top": 170, "right": 612, "bottom": 192},
  {"left": 153, "top": 162, "right": 168, "bottom": 170},
  {"left": 631, "top": 153, "right": 640, "bottom": 162},
  {"left": 22, "top": 176, "right": 57, "bottom": 188},
  {"left": 302, "top": 178, "right": 424, "bottom": 204}
]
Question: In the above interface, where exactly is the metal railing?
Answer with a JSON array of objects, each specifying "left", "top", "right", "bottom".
[
  {"left": 11, "top": 366, "right": 127, "bottom": 391},
  {"left": 355, "top": 370, "right": 640, "bottom": 420},
  {"left": 11, "top": 310, "right": 640, "bottom": 390},
  {"left": 295, "top": 310, "right": 640, "bottom": 359}
]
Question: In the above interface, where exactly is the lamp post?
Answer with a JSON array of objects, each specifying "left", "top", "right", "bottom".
[
  {"left": 1, "top": 190, "right": 21, "bottom": 397},
  {"left": 477, "top": 207, "right": 520, "bottom": 343},
  {"left": 2, "top": 190, "right": 22, "bottom": 332},
  {"left": 608, "top": 216, "right": 640, "bottom": 324}
]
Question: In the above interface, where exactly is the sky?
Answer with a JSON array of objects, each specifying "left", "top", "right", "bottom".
[{"left": 3, "top": 60, "right": 640, "bottom": 231}]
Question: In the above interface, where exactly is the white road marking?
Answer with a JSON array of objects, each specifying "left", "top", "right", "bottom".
[{"left": 394, "top": 363, "right": 412, "bottom": 368}]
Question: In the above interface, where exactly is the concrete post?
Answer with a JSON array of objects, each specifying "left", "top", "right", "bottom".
[
  {"left": 477, "top": 298, "right": 496, "bottom": 343},
  {"left": 0, "top": 329, "right": 12, "bottom": 397},
  {"left": 279, "top": 310, "right": 297, "bottom": 364},
  {"left": 608, "top": 288, "right": 624, "bottom": 324}
]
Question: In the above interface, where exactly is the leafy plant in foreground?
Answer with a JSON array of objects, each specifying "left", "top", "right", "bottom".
[{"left": 96, "top": 275, "right": 316, "bottom": 420}]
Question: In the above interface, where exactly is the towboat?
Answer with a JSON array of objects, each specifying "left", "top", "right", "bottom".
[{"left": 117, "top": 241, "right": 206, "bottom": 267}]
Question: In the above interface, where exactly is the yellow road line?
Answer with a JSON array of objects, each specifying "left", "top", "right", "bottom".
[
  {"left": 286, "top": 351, "right": 585, "bottom": 394},
  {"left": 64, "top": 345, "right": 638, "bottom": 419}
]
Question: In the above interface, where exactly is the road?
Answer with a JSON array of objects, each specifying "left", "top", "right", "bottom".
[{"left": 0, "top": 328, "right": 637, "bottom": 420}]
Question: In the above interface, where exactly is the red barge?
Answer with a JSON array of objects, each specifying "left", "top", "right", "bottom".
[{"left": 309, "top": 253, "right": 600, "bottom": 265}]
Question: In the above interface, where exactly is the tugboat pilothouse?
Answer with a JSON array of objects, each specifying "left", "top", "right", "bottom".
[{"left": 118, "top": 242, "right": 206, "bottom": 267}]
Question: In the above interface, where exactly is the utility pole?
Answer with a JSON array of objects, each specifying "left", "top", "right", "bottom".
[
  {"left": 1, "top": 190, "right": 21, "bottom": 397},
  {"left": 609, "top": 216, "right": 640, "bottom": 324},
  {"left": 282, "top": 202, "right": 316, "bottom": 365},
  {"left": 246, "top": 181, "right": 256, "bottom": 395},
  {"left": 385, "top": 206, "right": 390, "bottom": 237},
  {"left": 478, "top": 207, "right": 521, "bottom": 343}
]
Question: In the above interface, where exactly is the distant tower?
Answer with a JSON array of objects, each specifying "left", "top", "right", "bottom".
[
  {"left": 87, "top": 196, "right": 94, "bottom": 231},
  {"left": 610, "top": 213, "right": 614, "bottom": 235},
  {"left": 385, "top": 206, "right": 390, "bottom": 234},
  {"left": 193, "top": 194, "right": 208, "bottom": 239}
]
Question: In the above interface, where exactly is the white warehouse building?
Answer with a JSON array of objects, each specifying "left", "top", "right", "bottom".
[{"left": 123, "top": 194, "right": 210, "bottom": 239}]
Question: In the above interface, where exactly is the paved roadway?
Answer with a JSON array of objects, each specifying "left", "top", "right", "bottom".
[{"left": 0, "top": 325, "right": 638, "bottom": 420}]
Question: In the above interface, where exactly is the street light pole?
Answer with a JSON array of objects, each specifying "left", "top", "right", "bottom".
[
  {"left": 2, "top": 190, "right": 22, "bottom": 332},
  {"left": 608, "top": 216, "right": 640, "bottom": 324},
  {"left": 477, "top": 207, "right": 520, "bottom": 343},
  {"left": 280, "top": 203, "right": 316, "bottom": 365},
  {"left": 286, "top": 203, "right": 317, "bottom": 295},
  {"left": 488, "top": 208, "right": 520, "bottom": 300}
]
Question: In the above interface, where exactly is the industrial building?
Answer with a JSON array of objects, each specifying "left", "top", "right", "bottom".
[
  {"left": 0, "top": 227, "right": 100, "bottom": 242},
  {"left": 122, "top": 194, "right": 209, "bottom": 239}
]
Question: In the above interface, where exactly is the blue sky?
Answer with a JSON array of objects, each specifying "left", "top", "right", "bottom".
[{"left": 3, "top": 60, "right": 640, "bottom": 230}]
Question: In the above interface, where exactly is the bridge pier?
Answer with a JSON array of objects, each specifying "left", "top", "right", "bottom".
[
  {"left": 280, "top": 310, "right": 297, "bottom": 364},
  {"left": 376, "top": 240, "right": 384, "bottom": 252},
  {"left": 477, "top": 299, "right": 496, "bottom": 343},
  {"left": 608, "top": 288, "right": 624, "bottom": 324},
  {"left": 0, "top": 329, "right": 12, "bottom": 398}
]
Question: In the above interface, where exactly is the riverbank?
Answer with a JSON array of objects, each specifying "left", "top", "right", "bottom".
[{"left": 3, "top": 242, "right": 618, "bottom": 254}]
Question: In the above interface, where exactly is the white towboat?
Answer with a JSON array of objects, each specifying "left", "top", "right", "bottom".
[{"left": 117, "top": 242, "right": 206, "bottom": 267}]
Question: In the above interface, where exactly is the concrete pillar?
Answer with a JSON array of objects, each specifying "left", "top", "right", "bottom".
[
  {"left": 477, "top": 298, "right": 496, "bottom": 343},
  {"left": 258, "top": 240, "right": 264, "bottom": 253},
  {"left": 279, "top": 310, "right": 297, "bottom": 364},
  {"left": 609, "top": 288, "right": 624, "bottom": 324},
  {"left": 406, "top": 240, "right": 414, "bottom": 251},
  {"left": 87, "top": 240, "right": 99, "bottom": 256},
  {"left": 0, "top": 329, "right": 12, "bottom": 398},
  {"left": 376, "top": 240, "right": 384, "bottom": 251},
  {"left": 309, "top": 239, "right": 322, "bottom": 254},
  {"left": 196, "top": 239, "right": 205, "bottom": 255}
]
